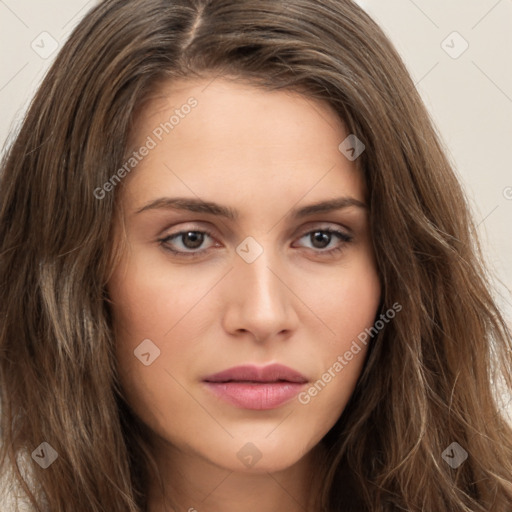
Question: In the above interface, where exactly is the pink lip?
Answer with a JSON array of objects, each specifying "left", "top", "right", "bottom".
[{"left": 203, "top": 364, "right": 308, "bottom": 410}]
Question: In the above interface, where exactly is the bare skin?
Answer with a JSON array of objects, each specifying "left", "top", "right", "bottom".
[{"left": 107, "top": 76, "right": 381, "bottom": 512}]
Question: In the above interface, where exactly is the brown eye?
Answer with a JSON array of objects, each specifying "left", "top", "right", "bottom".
[
  {"left": 295, "top": 228, "right": 353, "bottom": 255},
  {"left": 309, "top": 231, "right": 333, "bottom": 249},
  {"left": 177, "top": 231, "right": 206, "bottom": 250},
  {"left": 158, "top": 229, "right": 217, "bottom": 257}
]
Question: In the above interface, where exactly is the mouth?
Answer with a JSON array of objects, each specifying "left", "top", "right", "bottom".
[{"left": 202, "top": 364, "right": 308, "bottom": 410}]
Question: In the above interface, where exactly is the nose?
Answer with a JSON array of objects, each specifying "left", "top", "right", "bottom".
[{"left": 221, "top": 243, "right": 299, "bottom": 343}]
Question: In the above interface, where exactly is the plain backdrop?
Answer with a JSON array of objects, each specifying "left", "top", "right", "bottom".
[{"left": 1, "top": 1, "right": 511, "bottom": 343}]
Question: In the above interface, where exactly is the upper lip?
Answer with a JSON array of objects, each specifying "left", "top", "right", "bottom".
[{"left": 203, "top": 364, "right": 308, "bottom": 384}]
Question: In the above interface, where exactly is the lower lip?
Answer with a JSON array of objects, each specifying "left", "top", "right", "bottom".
[{"left": 203, "top": 381, "right": 307, "bottom": 410}]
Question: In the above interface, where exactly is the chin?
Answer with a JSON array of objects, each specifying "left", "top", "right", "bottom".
[{"left": 198, "top": 434, "right": 318, "bottom": 474}]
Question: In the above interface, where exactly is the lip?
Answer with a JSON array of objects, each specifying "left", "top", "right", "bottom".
[{"left": 202, "top": 364, "right": 308, "bottom": 410}]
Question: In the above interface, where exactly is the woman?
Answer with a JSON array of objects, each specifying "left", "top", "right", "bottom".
[{"left": 1, "top": 0, "right": 511, "bottom": 510}]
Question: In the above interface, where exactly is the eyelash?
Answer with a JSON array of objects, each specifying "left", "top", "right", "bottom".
[{"left": 157, "top": 226, "right": 353, "bottom": 259}]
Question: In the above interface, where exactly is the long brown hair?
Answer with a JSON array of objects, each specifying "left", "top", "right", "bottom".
[{"left": 1, "top": 0, "right": 511, "bottom": 510}]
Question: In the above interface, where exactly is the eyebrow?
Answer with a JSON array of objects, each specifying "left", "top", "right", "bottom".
[{"left": 135, "top": 196, "right": 367, "bottom": 220}]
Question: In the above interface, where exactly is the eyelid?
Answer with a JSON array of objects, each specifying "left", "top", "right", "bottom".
[
  {"left": 295, "top": 221, "right": 353, "bottom": 238},
  {"left": 159, "top": 220, "right": 352, "bottom": 239}
]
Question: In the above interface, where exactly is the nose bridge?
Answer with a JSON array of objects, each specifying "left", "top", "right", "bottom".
[
  {"left": 225, "top": 234, "right": 295, "bottom": 338},
  {"left": 237, "top": 237, "right": 285, "bottom": 308}
]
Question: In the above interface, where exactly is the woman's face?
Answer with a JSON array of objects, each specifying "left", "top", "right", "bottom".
[{"left": 107, "top": 77, "right": 381, "bottom": 474}]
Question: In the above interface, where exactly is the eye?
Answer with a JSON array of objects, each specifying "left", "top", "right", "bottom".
[
  {"left": 158, "top": 225, "right": 353, "bottom": 259},
  {"left": 294, "top": 227, "right": 353, "bottom": 256},
  {"left": 158, "top": 228, "right": 218, "bottom": 258}
]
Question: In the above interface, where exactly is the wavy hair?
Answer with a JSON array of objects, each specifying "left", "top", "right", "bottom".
[{"left": 1, "top": 0, "right": 511, "bottom": 510}]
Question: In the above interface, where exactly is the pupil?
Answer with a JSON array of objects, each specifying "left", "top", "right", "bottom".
[
  {"left": 312, "top": 231, "right": 330, "bottom": 249},
  {"left": 183, "top": 231, "right": 203, "bottom": 249}
]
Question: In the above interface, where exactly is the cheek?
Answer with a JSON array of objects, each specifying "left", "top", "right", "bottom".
[
  {"left": 314, "top": 248, "right": 381, "bottom": 343},
  {"left": 108, "top": 250, "right": 201, "bottom": 342},
  {"left": 299, "top": 256, "right": 380, "bottom": 417},
  {"left": 107, "top": 253, "right": 217, "bottom": 408}
]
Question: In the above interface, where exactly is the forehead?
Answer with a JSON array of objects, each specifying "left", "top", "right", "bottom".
[
  {"left": 134, "top": 76, "right": 347, "bottom": 150},
  {"left": 122, "top": 77, "right": 366, "bottom": 215}
]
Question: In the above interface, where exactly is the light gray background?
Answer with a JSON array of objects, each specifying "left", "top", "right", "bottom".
[{"left": 1, "top": 1, "right": 511, "bottom": 322}]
